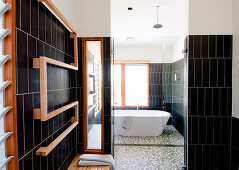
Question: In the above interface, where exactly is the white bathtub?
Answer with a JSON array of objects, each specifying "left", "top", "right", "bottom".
[{"left": 114, "top": 110, "right": 170, "bottom": 136}]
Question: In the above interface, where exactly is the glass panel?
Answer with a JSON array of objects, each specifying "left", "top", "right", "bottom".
[
  {"left": 87, "top": 41, "right": 102, "bottom": 150},
  {"left": 125, "top": 64, "right": 148, "bottom": 106},
  {"left": 113, "top": 65, "right": 121, "bottom": 106}
]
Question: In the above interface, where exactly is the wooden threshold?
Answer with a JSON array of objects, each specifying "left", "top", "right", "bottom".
[{"left": 67, "top": 154, "right": 110, "bottom": 170}]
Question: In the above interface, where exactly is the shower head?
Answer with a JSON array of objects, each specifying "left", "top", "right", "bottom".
[
  {"left": 153, "top": 5, "right": 163, "bottom": 29},
  {"left": 153, "top": 24, "right": 163, "bottom": 29}
]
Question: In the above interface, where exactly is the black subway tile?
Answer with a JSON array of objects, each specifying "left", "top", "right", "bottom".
[
  {"left": 17, "top": 30, "right": 28, "bottom": 94},
  {"left": 201, "top": 35, "right": 208, "bottom": 58},
  {"left": 210, "top": 59, "right": 217, "bottom": 87},
  {"left": 39, "top": 3, "right": 46, "bottom": 41},
  {"left": 31, "top": 0, "right": 38, "bottom": 38},
  {"left": 216, "top": 35, "right": 223, "bottom": 58},
  {"left": 28, "top": 36, "right": 38, "bottom": 93},
  {"left": 194, "top": 59, "right": 202, "bottom": 87},
  {"left": 17, "top": 95, "right": 25, "bottom": 159},
  {"left": 24, "top": 94, "right": 34, "bottom": 154},
  {"left": 224, "top": 35, "right": 232, "bottom": 58},
  {"left": 193, "top": 35, "right": 201, "bottom": 58},
  {"left": 209, "top": 35, "right": 216, "bottom": 58},
  {"left": 21, "top": 0, "right": 30, "bottom": 33}
]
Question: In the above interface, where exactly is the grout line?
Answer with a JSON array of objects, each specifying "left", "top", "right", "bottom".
[
  {"left": 15, "top": 27, "right": 74, "bottom": 58},
  {"left": 114, "top": 144, "right": 184, "bottom": 147}
]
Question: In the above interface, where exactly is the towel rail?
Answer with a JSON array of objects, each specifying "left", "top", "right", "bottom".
[
  {"left": 33, "top": 56, "right": 78, "bottom": 121},
  {"left": 36, "top": 102, "right": 78, "bottom": 156}
]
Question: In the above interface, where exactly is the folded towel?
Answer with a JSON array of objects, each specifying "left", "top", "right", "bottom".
[
  {"left": 121, "top": 116, "right": 134, "bottom": 129},
  {"left": 78, "top": 160, "right": 111, "bottom": 167},
  {"left": 78, "top": 154, "right": 115, "bottom": 170}
]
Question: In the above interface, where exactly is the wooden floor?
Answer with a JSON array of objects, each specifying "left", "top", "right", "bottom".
[{"left": 67, "top": 154, "right": 110, "bottom": 170}]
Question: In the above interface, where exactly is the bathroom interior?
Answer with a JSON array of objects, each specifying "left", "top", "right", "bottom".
[{"left": 0, "top": 0, "right": 239, "bottom": 170}]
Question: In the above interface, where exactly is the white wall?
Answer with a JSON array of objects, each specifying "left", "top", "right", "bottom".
[
  {"left": 232, "top": 0, "right": 239, "bottom": 119},
  {"left": 51, "top": 0, "right": 111, "bottom": 37},
  {"left": 50, "top": 0, "right": 77, "bottom": 30},
  {"left": 114, "top": 46, "right": 173, "bottom": 63},
  {"left": 172, "top": 37, "right": 184, "bottom": 63},
  {"left": 188, "top": 0, "right": 232, "bottom": 35}
]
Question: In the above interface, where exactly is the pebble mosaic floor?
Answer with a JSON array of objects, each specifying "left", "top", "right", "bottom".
[
  {"left": 88, "top": 124, "right": 184, "bottom": 169},
  {"left": 114, "top": 125, "right": 184, "bottom": 146},
  {"left": 114, "top": 125, "right": 184, "bottom": 170},
  {"left": 114, "top": 146, "right": 184, "bottom": 170}
]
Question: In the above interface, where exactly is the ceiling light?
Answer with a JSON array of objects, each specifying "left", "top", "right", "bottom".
[
  {"left": 126, "top": 37, "right": 135, "bottom": 41},
  {"left": 153, "top": 5, "right": 163, "bottom": 29}
]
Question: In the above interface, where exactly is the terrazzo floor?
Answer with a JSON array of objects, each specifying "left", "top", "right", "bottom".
[
  {"left": 114, "top": 125, "right": 184, "bottom": 146},
  {"left": 88, "top": 124, "right": 184, "bottom": 169},
  {"left": 114, "top": 125, "right": 184, "bottom": 170},
  {"left": 114, "top": 146, "right": 184, "bottom": 170}
]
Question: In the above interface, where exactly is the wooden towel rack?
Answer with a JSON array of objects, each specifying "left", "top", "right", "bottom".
[
  {"left": 36, "top": 101, "right": 78, "bottom": 156},
  {"left": 33, "top": 0, "right": 79, "bottom": 157},
  {"left": 33, "top": 56, "right": 77, "bottom": 121},
  {"left": 33, "top": 56, "right": 79, "bottom": 156}
]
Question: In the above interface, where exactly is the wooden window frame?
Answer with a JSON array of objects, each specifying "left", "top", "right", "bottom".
[
  {"left": 82, "top": 37, "right": 104, "bottom": 154},
  {"left": 114, "top": 60, "right": 150, "bottom": 108}
]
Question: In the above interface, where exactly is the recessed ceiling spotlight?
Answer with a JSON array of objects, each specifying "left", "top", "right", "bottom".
[
  {"left": 128, "top": 7, "right": 133, "bottom": 10},
  {"left": 126, "top": 37, "right": 135, "bottom": 41}
]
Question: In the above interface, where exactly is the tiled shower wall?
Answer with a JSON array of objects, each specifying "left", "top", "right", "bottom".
[
  {"left": 16, "top": 0, "right": 77, "bottom": 169},
  {"left": 148, "top": 63, "right": 172, "bottom": 113},
  {"left": 172, "top": 59, "right": 185, "bottom": 136},
  {"left": 187, "top": 35, "right": 232, "bottom": 170}
]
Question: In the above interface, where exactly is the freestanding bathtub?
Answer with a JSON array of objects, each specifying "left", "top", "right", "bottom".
[{"left": 114, "top": 110, "right": 170, "bottom": 136}]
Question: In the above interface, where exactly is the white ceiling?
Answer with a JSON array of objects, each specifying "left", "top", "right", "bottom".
[{"left": 111, "top": 0, "right": 187, "bottom": 46}]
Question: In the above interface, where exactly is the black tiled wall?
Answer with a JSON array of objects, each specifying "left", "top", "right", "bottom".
[
  {"left": 231, "top": 117, "right": 239, "bottom": 169},
  {"left": 172, "top": 59, "right": 185, "bottom": 136},
  {"left": 149, "top": 63, "right": 172, "bottom": 113},
  {"left": 16, "top": 0, "right": 77, "bottom": 169},
  {"left": 187, "top": 35, "right": 232, "bottom": 170},
  {"left": 76, "top": 37, "right": 112, "bottom": 154}
]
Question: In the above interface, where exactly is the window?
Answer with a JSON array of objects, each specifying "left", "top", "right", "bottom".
[{"left": 113, "top": 63, "right": 149, "bottom": 107}]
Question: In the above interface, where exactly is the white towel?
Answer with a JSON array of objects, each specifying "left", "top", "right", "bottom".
[
  {"left": 78, "top": 154, "right": 115, "bottom": 170},
  {"left": 121, "top": 116, "right": 134, "bottom": 129},
  {"left": 78, "top": 160, "right": 111, "bottom": 167}
]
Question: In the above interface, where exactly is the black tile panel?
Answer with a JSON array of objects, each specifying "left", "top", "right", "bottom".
[
  {"left": 187, "top": 35, "right": 233, "bottom": 170},
  {"left": 16, "top": 1, "right": 78, "bottom": 168}
]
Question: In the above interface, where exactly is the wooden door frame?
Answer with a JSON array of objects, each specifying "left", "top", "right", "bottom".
[
  {"left": 4, "top": 0, "right": 19, "bottom": 169},
  {"left": 82, "top": 37, "right": 104, "bottom": 154}
]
